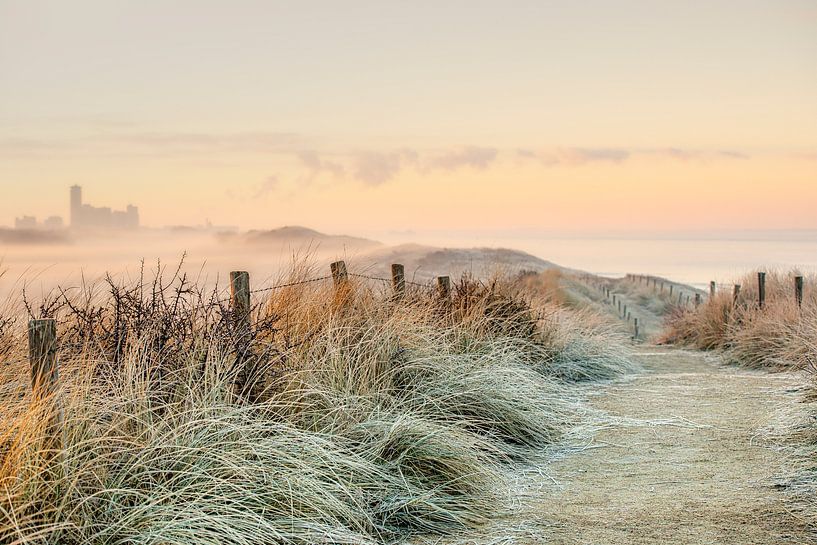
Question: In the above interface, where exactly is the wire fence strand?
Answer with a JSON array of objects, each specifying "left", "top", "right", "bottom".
[
  {"left": 248, "top": 271, "right": 436, "bottom": 296},
  {"left": 250, "top": 275, "right": 332, "bottom": 294}
]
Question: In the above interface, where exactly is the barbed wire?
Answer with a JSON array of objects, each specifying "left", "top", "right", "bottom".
[
  {"left": 248, "top": 271, "right": 437, "bottom": 296},
  {"left": 250, "top": 275, "right": 333, "bottom": 294},
  {"left": 349, "top": 273, "right": 390, "bottom": 283},
  {"left": 350, "top": 273, "right": 436, "bottom": 290}
]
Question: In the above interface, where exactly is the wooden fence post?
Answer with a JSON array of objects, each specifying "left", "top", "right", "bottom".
[
  {"left": 733, "top": 284, "right": 741, "bottom": 305},
  {"left": 694, "top": 293, "right": 701, "bottom": 307},
  {"left": 330, "top": 261, "right": 349, "bottom": 287},
  {"left": 633, "top": 317, "right": 639, "bottom": 339},
  {"left": 669, "top": 285, "right": 673, "bottom": 296},
  {"left": 710, "top": 281, "right": 716, "bottom": 299},
  {"left": 437, "top": 276, "right": 451, "bottom": 300},
  {"left": 230, "top": 271, "right": 251, "bottom": 332},
  {"left": 623, "top": 304, "right": 627, "bottom": 318},
  {"left": 795, "top": 275, "right": 804, "bottom": 308},
  {"left": 229, "top": 271, "right": 255, "bottom": 397},
  {"left": 758, "top": 271, "right": 766, "bottom": 309},
  {"left": 29, "top": 319, "right": 63, "bottom": 456},
  {"left": 391, "top": 264, "right": 406, "bottom": 299}
]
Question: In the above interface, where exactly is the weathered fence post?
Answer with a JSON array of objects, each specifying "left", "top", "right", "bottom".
[
  {"left": 391, "top": 264, "right": 406, "bottom": 299},
  {"left": 229, "top": 271, "right": 255, "bottom": 397},
  {"left": 710, "top": 281, "right": 716, "bottom": 299},
  {"left": 758, "top": 271, "right": 766, "bottom": 309},
  {"left": 694, "top": 293, "right": 701, "bottom": 307},
  {"left": 678, "top": 292, "right": 683, "bottom": 305},
  {"left": 437, "top": 275, "right": 451, "bottom": 300},
  {"left": 330, "top": 260, "right": 349, "bottom": 287},
  {"left": 795, "top": 275, "right": 804, "bottom": 308},
  {"left": 733, "top": 284, "right": 741, "bottom": 305},
  {"left": 330, "top": 261, "right": 352, "bottom": 309},
  {"left": 669, "top": 285, "right": 673, "bottom": 296},
  {"left": 230, "top": 271, "right": 251, "bottom": 332},
  {"left": 623, "top": 304, "right": 627, "bottom": 318},
  {"left": 29, "top": 319, "right": 63, "bottom": 456},
  {"left": 633, "top": 317, "right": 639, "bottom": 339}
]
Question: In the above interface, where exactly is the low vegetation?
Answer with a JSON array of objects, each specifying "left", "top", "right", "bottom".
[
  {"left": 661, "top": 270, "right": 815, "bottom": 370},
  {"left": 0, "top": 263, "right": 633, "bottom": 544}
]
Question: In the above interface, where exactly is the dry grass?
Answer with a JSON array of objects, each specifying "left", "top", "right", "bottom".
[
  {"left": 661, "top": 269, "right": 817, "bottom": 371},
  {"left": 0, "top": 264, "right": 633, "bottom": 544},
  {"left": 610, "top": 277, "right": 689, "bottom": 317}
]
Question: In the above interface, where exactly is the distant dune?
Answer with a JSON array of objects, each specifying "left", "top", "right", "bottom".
[
  {"left": 216, "top": 226, "right": 382, "bottom": 251},
  {"left": 0, "top": 228, "right": 70, "bottom": 245},
  {"left": 359, "top": 243, "right": 563, "bottom": 281}
]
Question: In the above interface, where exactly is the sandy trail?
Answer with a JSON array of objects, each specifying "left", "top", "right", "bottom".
[{"left": 536, "top": 346, "right": 811, "bottom": 544}]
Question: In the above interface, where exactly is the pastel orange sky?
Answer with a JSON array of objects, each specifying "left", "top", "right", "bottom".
[{"left": 1, "top": 1, "right": 815, "bottom": 234}]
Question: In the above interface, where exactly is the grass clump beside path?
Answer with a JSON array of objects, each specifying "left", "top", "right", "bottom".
[
  {"left": 661, "top": 269, "right": 816, "bottom": 371},
  {"left": 0, "top": 265, "right": 633, "bottom": 544}
]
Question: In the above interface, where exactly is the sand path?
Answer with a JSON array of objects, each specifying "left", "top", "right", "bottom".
[{"left": 537, "top": 346, "right": 811, "bottom": 544}]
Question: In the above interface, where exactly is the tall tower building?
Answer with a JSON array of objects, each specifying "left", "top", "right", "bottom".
[
  {"left": 70, "top": 185, "right": 82, "bottom": 227},
  {"left": 67, "top": 184, "right": 138, "bottom": 229}
]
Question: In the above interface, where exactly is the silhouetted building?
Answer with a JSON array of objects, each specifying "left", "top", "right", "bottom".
[
  {"left": 69, "top": 185, "right": 139, "bottom": 229},
  {"left": 43, "top": 216, "right": 64, "bottom": 230},
  {"left": 14, "top": 216, "right": 37, "bottom": 230}
]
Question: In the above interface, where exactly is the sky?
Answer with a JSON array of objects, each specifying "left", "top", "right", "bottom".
[{"left": 1, "top": 0, "right": 816, "bottom": 235}]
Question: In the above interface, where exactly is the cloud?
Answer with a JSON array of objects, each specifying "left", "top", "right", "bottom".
[
  {"left": 347, "top": 146, "right": 498, "bottom": 185},
  {"left": 534, "top": 147, "right": 631, "bottom": 166},
  {"left": 715, "top": 150, "right": 749, "bottom": 160},
  {"left": 352, "top": 150, "right": 413, "bottom": 185},
  {"left": 792, "top": 151, "right": 817, "bottom": 161},
  {"left": 651, "top": 148, "right": 749, "bottom": 162},
  {"left": 107, "top": 132, "right": 304, "bottom": 154},
  {"left": 253, "top": 176, "right": 281, "bottom": 199},
  {"left": 515, "top": 147, "right": 750, "bottom": 166},
  {"left": 427, "top": 146, "right": 498, "bottom": 171},
  {"left": 0, "top": 131, "right": 307, "bottom": 158},
  {"left": 0, "top": 138, "right": 68, "bottom": 155},
  {"left": 297, "top": 150, "right": 346, "bottom": 178}
]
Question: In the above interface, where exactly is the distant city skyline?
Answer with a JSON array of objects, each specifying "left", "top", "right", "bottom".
[
  {"left": 11, "top": 185, "right": 139, "bottom": 231},
  {"left": 70, "top": 185, "right": 138, "bottom": 230}
]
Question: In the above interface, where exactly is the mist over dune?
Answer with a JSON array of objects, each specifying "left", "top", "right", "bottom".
[
  {"left": 0, "top": 226, "right": 565, "bottom": 300},
  {"left": 358, "top": 243, "right": 563, "bottom": 281},
  {"left": 216, "top": 225, "right": 381, "bottom": 251},
  {"left": 0, "top": 228, "right": 71, "bottom": 246}
]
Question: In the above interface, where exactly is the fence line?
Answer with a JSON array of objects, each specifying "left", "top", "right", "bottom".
[
  {"left": 25, "top": 261, "right": 810, "bottom": 479},
  {"left": 247, "top": 272, "right": 433, "bottom": 296},
  {"left": 595, "top": 270, "right": 809, "bottom": 343}
]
